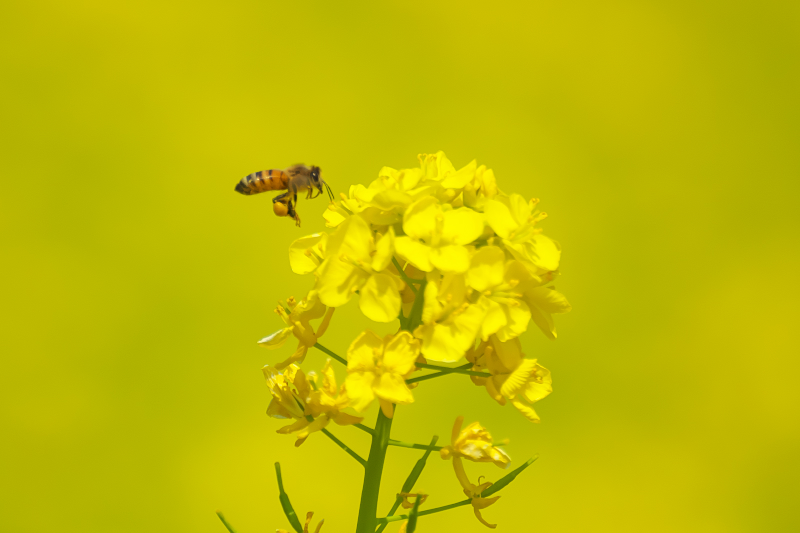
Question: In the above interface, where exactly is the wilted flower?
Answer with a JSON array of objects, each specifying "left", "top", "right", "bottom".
[
  {"left": 440, "top": 417, "right": 510, "bottom": 469},
  {"left": 444, "top": 416, "right": 502, "bottom": 529}
]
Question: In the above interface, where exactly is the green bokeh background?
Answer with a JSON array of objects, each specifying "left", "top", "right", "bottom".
[{"left": 2, "top": 1, "right": 799, "bottom": 532}]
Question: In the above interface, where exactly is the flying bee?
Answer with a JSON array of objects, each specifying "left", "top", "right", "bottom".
[{"left": 234, "top": 164, "right": 333, "bottom": 227}]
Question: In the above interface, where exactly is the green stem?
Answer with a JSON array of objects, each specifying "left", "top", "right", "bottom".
[
  {"left": 376, "top": 435, "right": 439, "bottom": 533},
  {"left": 313, "top": 343, "right": 347, "bottom": 367},
  {"left": 388, "top": 439, "right": 443, "bottom": 451},
  {"left": 414, "top": 362, "right": 490, "bottom": 377},
  {"left": 406, "top": 363, "right": 487, "bottom": 384},
  {"left": 215, "top": 512, "right": 238, "bottom": 533},
  {"left": 354, "top": 409, "right": 394, "bottom": 533},
  {"left": 353, "top": 423, "right": 374, "bottom": 435},
  {"left": 378, "top": 499, "right": 472, "bottom": 524},
  {"left": 392, "top": 257, "right": 419, "bottom": 295},
  {"left": 321, "top": 428, "right": 367, "bottom": 467}
]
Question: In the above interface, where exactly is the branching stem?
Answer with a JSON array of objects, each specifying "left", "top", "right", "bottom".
[
  {"left": 321, "top": 428, "right": 367, "bottom": 467},
  {"left": 391, "top": 257, "right": 421, "bottom": 295},
  {"left": 313, "top": 343, "right": 347, "bottom": 367},
  {"left": 378, "top": 499, "right": 472, "bottom": 524}
]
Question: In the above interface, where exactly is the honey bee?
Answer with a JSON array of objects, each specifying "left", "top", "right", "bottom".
[{"left": 234, "top": 164, "right": 333, "bottom": 226}]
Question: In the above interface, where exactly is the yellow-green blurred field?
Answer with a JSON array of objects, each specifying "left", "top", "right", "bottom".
[{"left": 2, "top": 1, "right": 799, "bottom": 532}]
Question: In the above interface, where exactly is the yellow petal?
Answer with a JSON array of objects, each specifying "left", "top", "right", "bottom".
[
  {"left": 442, "top": 207, "right": 484, "bottom": 245},
  {"left": 320, "top": 360, "right": 337, "bottom": 395},
  {"left": 430, "top": 244, "right": 470, "bottom": 273},
  {"left": 344, "top": 371, "right": 377, "bottom": 412},
  {"left": 347, "top": 330, "right": 382, "bottom": 371},
  {"left": 494, "top": 300, "right": 531, "bottom": 342},
  {"left": 490, "top": 336, "right": 524, "bottom": 371},
  {"left": 479, "top": 298, "right": 507, "bottom": 341},
  {"left": 527, "top": 234, "right": 561, "bottom": 272},
  {"left": 372, "top": 188, "right": 412, "bottom": 211},
  {"left": 499, "top": 358, "right": 539, "bottom": 398},
  {"left": 257, "top": 327, "right": 293, "bottom": 349},
  {"left": 508, "top": 193, "right": 532, "bottom": 225},
  {"left": 522, "top": 363, "right": 552, "bottom": 403},
  {"left": 277, "top": 418, "right": 310, "bottom": 434},
  {"left": 315, "top": 258, "right": 367, "bottom": 308},
  {"left": 288, "top": 233, "right": 327, "bottom": 275},
  {"left": 374, "top": 373, "right": 414, "bottom": 405},
  {"left": 359, "top": 273, "right": 402, "bottom": 323},
  {"left": 467, "top": 246, "right": 505, "bottom": 292},
  {"left": 511, "top": 398, "right": 541, "bottom": 422},
  {"left": 421, "top": 279, "right": 443, "bottom": 324},
  {"left": 400, "top": 168, "right": 423, "bottom": 190},
  {"left": 484, "top": 199, "right": 517, "bottom": 240},
  {"left": 372, "top": 227, "right": 396, "bottom": 273},
  {"left": 440, "top": 159, "right": 477, "bottom": 189},
  {"left": 395, "top": 236, "right": 433, "bottom": 272},
  {"left": 326, "top": 214, "right": 373, "bottom": 261},
  {"left": 402, "top": 196, "right": 439, "bottom": 241},
  {"left": 331, "top": 412, "right": 364, "bottom": 426},
  {"left": 528, "top": 302, "right": 556, "bottom": 340},
  {"left": 379, "top": 399, "right": 395, "bottom": 418},
  {"left": 382, "top": 331, "right": 420, "bottom": 375},
  {"left": 323, "top": 204, "right": 348, "bottom": 227},
  {"left": 525, "top": 286, "right": 571, "bottom": 314}
]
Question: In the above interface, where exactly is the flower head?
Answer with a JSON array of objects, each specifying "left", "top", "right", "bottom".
[
  {"left": 258, "top": 291, "right": 334, "bottom": 369},
  {"left": 444, "top": 416, "right": 503, "bottom": 529},
  {"left": 395, "top": 196, "right": 484, "bottom": 273},
  {"left": 467, "top": 246, "right": 533, "bottom": 342},
  {"left": 314, "top": 215, "right": 403, "bottom": 322},
  {"left": 263, "top": 362, "right": 362, "bottom": 446},
  {"left": 414, "top": 273, "right": 484, "bottom": 362},
  {"left": 440, "top": 417, "right": 510, "bottom": 469},
  {"left": 345, "top": 330, "right": 420, "bottom": 418},
  {"left": 467, "top": 336, "right": 552, "bottom": 422}
]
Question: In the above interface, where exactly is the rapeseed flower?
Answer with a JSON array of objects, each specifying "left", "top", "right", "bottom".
[
  {"left": 345, "top": 330, "right": 420, "bottom": 418},
  {"left": 314, "top": 215, "right": 403, "bottom": 322},
  {"left": 439, "top": 417, "right": 510, "bottom": 469},
  {"left": 444, "top": 416, "right": 502, "bottom": 529},
  {"left": 254, "top": 152, "right": 571, "bottom": 532},
  {"left": 414, "top": 273, "right": 484, "bottom": 362},
  {"left": 257, "top": 291, "right": 334, "bottom": 369},
  {"left": 467, "top": 336, "right": 552, "bottom": 422},
  {"left": 394, "top": 196, "right": 484, "bottom": 273},
  {"left": 289, "top": 233, "right": 328, "bottom": 275},
  {"left": 263, "top": 362, "right": 362, "bottom": 446},
  {"left": 466, "top": 246, "right": 532, "bottom": 342}
]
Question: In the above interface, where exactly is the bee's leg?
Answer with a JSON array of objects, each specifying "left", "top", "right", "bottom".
[
  {"left": 272, "top": 191, "right": 290, "bottom": 204},
  {"left": 287, "top": 201, "right": 301, "bottom": 227}
]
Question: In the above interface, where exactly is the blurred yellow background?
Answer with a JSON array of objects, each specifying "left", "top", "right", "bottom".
[{"left": 2, "top": 1, "right": 799, "bottom": 531}]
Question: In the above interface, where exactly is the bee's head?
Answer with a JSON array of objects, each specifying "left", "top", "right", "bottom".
[
  {"left": 310, "top": 166, "right": 321, "bottom": 184},
  {"left": 310, "top": 165, "right": 334, "bottom": 202}
]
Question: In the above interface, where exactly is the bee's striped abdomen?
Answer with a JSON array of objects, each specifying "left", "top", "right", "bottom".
[{"left": 234, "top": 169, "right": 290, "bottom": 195}]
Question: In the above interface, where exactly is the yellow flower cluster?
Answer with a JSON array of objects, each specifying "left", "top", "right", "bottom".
[
  {"left": 277, "top": 151, "right": 570, "bottom": 420},
  {"left": 253, "top": 152, "right": 572, "bottom": 532}
]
